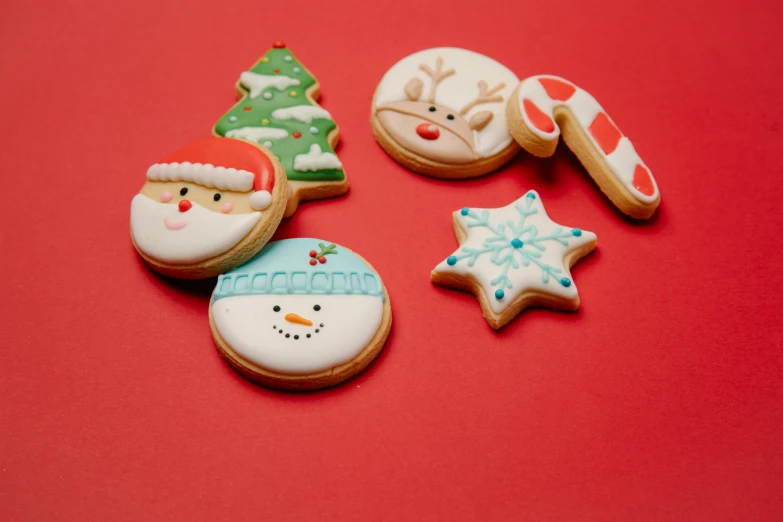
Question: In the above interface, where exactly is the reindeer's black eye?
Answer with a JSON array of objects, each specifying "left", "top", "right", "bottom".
[
  {"left": 447, "top": 114, "right": 455, "bottom": 120},
  {"left": 213, "top": 193, "right": 221, "bottom": 202},
  {"left": 428, "top": 106, "right": 436, "bottom": 112},
  {"left": 180, "top": 187, "right": 188, "bottom": 196}
]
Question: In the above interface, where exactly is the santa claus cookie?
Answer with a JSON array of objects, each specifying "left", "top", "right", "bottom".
[
  {"left": 213, "top": 42, "right": 348, "bottom": 217},
  {"left": 210, "top": 238, "right": 392, "bottom": 390},
  {"left": 371, "top": 47, "right": 520, "bottom": 178},
  {"left": 506, "top": 75, "right": 660, "bottom": 219},
  {"left": 130, "top": 137, "right": 287, "bottom": 279},
  {"left": 431, "top": 191, "right": 597, "bottom": 330}
]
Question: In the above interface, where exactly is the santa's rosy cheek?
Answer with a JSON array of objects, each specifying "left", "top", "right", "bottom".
[
  {"left": 221, "top": 202, "right": 234, "bottom": 214},
  {"left": 160, "top": 192, "right": 173, "bottom": 203}
]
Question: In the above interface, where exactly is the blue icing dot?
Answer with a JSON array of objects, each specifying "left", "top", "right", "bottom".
[
  {"left": 511, "top": 238, "right": 524, "bottom": 248},
  {"left": 460, "top": 207, "right": 469, "bottom": 216},
  {"left": 446, "top": 256, "right": 457, "bottom": 266},
  {"left": 526, "top": 192, "right": 536, "bottom": 199},
  {"left": 228, "top": 116, "right": 238, "bottom": 123},
  {"left": 571, "top": 228, "right": 582, "bottom": 237},
  {"left": 495, "top": 289, "right": 505, "bottom": 300},
  {"left": 309, "top": 126, "right": 319, "bottom": 134},
  {"left": 560, "top": 277, "right": 572, "bottom": 287}
]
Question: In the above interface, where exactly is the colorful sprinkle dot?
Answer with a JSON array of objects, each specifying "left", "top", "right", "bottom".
[
  {"left": 284, "top": 55, "right": 292, "bottom": 62},
  {"left": 260, "top": 57, "right": 269, "bottom": 63},
  {"left": 292, "top": 132, "right": 302, "bottom": 139},
  {"left": 560, "top": 277, "right": 572, "bottom": 287},
  {"left": 228, "top": 116, "right": 238, "bottom": 123},
  {"left": 309, "top": 126, "right": 318, "bottom": 134},
  {"left": 495, "top": 289, "right": 505, "bottom": 300},
  {"left": 571, "top": 228, "right": 582, "bottom": 236},
  {"left": 273, "top": 68, "right": 280, "bottom": 74},
  {"left": 460, "top": 208, "right": 469, "bottom": 216},
  {"left": 243, "top": 106, "right": 251, "bottom": 111},
  {"left": 263, "top": 92, "right": 272, "bottom": 100},
  {"left": 526, "top": 192, "right": 536, "bottom": 199},
  {"left": 289, "top": 91, "right": 298, "bottom": 97},
  {"left": 261, "top": 118, "right": 269, "bottom": 125},
  {"left": 273, "top": 40, "right": 286, "bottom": 49},
  {"left": 511, "top": 238, "right": 524, "bottom": 248},
  {"left": 446, "top": 256, "right": 457, "bottom": 266},
  {"left": 292, "top": 67, "right": 301, "bottom": 73},
  {"left": 263, "top": 141, "right": 272, "bottom": 148}
]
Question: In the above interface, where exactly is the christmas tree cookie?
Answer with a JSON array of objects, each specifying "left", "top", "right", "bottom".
[{"left": 213, "top": 42, "right": 348, "bottom": 216}]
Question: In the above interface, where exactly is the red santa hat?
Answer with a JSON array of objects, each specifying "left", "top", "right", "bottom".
[{"left": 146, "top": 137, "right": 275, "bottom": 210}]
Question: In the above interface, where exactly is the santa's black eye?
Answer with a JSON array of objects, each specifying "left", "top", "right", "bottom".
[
  {"left": 180, "top": 187, "right": 188, "bottom": 196},
  {"left": 428, "top": 106, "right": 436, "bottom": 112},
  {"left": 447, "top": 114, "right": 455, "bottom": 120},
  {"left": 213, "top": 193, "right": 221, "bottom": 201},
  {"left": 273, "top": 305, "right": 280, "bottom": 312},
  {"left": 313, "top": 304, "right": 321, "bottom": 311}
]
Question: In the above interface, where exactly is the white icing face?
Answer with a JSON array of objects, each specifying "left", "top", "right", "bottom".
[
  {"left": 130, "top": 194, "right": 261, "bottom": 264},
  {"left": 373, "top": 47, "right": 519, "bottom": 159},
  {"left": 211, "top": 294, "right": 384, "bottom": 375}
]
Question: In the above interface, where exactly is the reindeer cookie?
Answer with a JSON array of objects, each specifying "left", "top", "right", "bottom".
[
  {"left": 371, "top": 48, "right": 520, "bottom": 178},
  {"left": 507, "top": 75, "right": 661, "bottom": 219}
]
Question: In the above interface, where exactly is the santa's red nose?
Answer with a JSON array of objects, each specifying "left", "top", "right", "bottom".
[
  {"left": 178, "top": 200, "right": 192, "bottom": 212},
  {"left": 416, "top": 123, "right": 440, "bottom": 140}
]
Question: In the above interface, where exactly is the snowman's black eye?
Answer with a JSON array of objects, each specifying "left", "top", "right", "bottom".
[
  {"left": 273, "top": 305, "right": 280, "bottom": 312},
  {"left": 213, "top": 193, "right": 221, "bottom": 201},
  {"left": 447, "top": 114, "right": 455, "bottom": 120},
  {"left": 180, "top": 187, "right": 188, "bottom": 196},
  {"left": 313, "top": 304, "right": 321, "bottom": 311},
  {"left": 428, "top": 106, "right": 436, "bottom": 112}
]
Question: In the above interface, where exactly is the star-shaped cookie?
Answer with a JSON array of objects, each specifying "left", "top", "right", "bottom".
[{"left": 431, "top": 191, "right": 597, "bottom": 329}]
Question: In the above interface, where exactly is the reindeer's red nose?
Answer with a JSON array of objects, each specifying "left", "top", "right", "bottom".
[
  {"left": 416, "top": 123, "right": 440, "bottom": 140},
  {"left": 178, "top": 200, "right": 192, "bottom": 212}
]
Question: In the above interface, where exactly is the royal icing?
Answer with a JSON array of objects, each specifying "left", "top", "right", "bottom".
[
  {"left": 516, "top": 75, "right": 659, "bottom": 203},
  {"left": 293, "top": 144, "right": 343, "bottom": 172},
  {"left": 373, "top": 48, "right": 519, "bottom": 163},
  {"left": 211, "top": 239, "right": 386, "bottom": 375},
  {"left": 214, "top": 45, "right": 345, "bottom": 183},
  {"left": 433, "top": 191, "right": 596, "bottom": 314}
]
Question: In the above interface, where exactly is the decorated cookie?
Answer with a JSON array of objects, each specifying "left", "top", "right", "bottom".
[
  {"left": 210, "top": 238, "right": 392, "bottom": 390},
  {"left": 507, "top": 75, "right": 660, "bottom": 219},
  {"left": 130, "top": 137, "right": 287, "bottom": 279},
  {"left": 371, "top": 47, "right": 520, "bottom": 178},
  {"left": 214, "top": 42, "right": 348, "bottom": 217},
  {"left": 431, "top": 191, "right": 597, "bottom": 329}
]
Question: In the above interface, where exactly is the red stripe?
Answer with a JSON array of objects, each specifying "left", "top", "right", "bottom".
[
  {"left": 632, "top": 165, "right": 655, "bottom": 196},
  {"left": 539, "top": 77, "right": 576, "bottom": 101},
  {"left": 589, "top": 112, "right": 622, "bottom": 155},
  {"left": 523, "top": 99, "right": 555, "bottom": 133}
]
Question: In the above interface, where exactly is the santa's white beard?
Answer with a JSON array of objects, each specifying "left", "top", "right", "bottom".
[{"left": 130, "top": 194, "right": 261, "bottom": 265}]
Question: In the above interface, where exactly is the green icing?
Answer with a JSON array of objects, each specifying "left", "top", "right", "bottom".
[{"left": 214, "top": 47, "right": 345, "bottom": 182}]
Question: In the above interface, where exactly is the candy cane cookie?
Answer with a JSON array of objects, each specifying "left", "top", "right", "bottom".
[{"left": 507, "top": 76, "right": 660, "bottom": 219}]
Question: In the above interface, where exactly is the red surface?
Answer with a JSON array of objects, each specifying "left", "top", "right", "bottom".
[{"left": 1, "top": 0, "right": 782, "bottom": 520}]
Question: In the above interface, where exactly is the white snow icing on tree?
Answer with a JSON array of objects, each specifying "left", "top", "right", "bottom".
[
  {"left": 239, "top": 72, "right": 301, "bottom": 99},
  {"left": 225, "top": 127, "right": 289, "bottom": 142},
  {"left": 271, "top": 106, "right": 333, "bottom": 124},
  {"left": 293, "top": 144, "right": 343, "bottom": 172}
]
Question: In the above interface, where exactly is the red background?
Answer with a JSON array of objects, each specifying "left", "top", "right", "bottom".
[{"left": 1, "top": 0, "right": 782, "bottom": 520}]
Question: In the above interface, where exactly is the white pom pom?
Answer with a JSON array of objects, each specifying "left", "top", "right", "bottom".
[{"left": 250, "top": 190, "right": 272, "bottom": 210}]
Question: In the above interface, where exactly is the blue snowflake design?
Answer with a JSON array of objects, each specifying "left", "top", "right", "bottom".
[{"left": 445, "top": 192, "right": 583, "bottom": 301}]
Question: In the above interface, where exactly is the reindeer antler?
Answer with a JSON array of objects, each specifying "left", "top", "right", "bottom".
[
  {"left": 419, "top": 57, "right": 456, "bottom": 103},
  {"left": 459, "top": 80, "right": 506, "bottom": 115}
]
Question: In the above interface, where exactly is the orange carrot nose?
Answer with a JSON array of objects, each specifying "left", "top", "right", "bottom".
[{"left": 284, "top": 313, "right": 313, "bottom": 326}]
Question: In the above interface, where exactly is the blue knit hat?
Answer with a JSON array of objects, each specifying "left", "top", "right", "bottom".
[{"left": 213, "top": 238, "right": 385, "bottom": 301}]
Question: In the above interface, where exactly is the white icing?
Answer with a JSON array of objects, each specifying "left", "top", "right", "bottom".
[
  {"left": 373, "top": 47, "right": 519, "bottom": 157},
  {"left": 212, "top": 294, "right": 383, "bottom": 375},
  {"left": 130, "top": 194, "right": 261, "bottom": 264},
  {"left": 293, "top": 144, "right": 343, "bottom": 171},
  {"left": 240, "top": 72, "right": 300, "bottom": 99},
  {"left": 433, "top": 192, "right": 596, "bottom": 314},
  {"left": 516, "top": 75, "right": 659, "bottom": 203},
  {"left": 146, "top": 162, "right": 254, "bottom": 192},
  {"left": 225, "top": 126, "right": 289, "bottom": 143},
  {"left": 271, "top": 105, "right": 333, "bottom": 124}
]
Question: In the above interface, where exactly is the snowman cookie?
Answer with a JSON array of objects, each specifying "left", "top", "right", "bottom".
[
  {"left": 130, "top": 137, "right": 288, "bottom": 279},
  {"left": 371, "top": 47, "right": 520, "bottom": 178},
  {"left": 213, "top": 42, "right": 348, "bottom": 217},
  {"left": 210, "top": 238, "right": 392, "bottom": 390},
  {"left": 431, "top": 191, "right": 597, "bottom": 329},
  {"left": 506, "top": 75, "right": 660, "bottom": 219}
]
